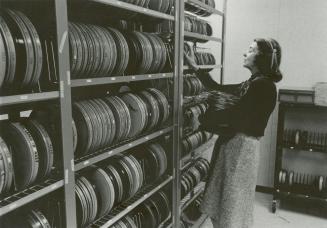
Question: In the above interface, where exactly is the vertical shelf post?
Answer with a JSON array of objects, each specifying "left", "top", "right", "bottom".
[
  {"left": 220, "top": 0, "right": 227, "bottom": 84},
  {"left": 53, "top": 0, "right": 77, "bottom": 227},
  {"left": 172, "top": 0, "right": 185, "bottom": 227}
]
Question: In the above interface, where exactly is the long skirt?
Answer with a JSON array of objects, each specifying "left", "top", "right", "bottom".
[{"left": 200, "top": 133, "right": 260, "bottom": 228}]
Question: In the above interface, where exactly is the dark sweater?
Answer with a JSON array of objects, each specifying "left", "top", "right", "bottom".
[{"left": 198, "top": 72, "right": 277, "bottom": 137}]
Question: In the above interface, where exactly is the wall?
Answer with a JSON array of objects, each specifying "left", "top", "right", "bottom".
[{"left": 222, "top": 0, "right": 327, "bottom": 187}]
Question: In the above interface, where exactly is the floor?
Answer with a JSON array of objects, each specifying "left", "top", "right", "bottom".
[{"left": 199, "top": 192, "right": 327, "bottom": 228}]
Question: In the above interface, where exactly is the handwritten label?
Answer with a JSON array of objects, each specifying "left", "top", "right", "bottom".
[
  {"left": 132, "top": 76, "right": 136, "bottom": 80},
  {"left": 86, "top": 79, "right": 92, "bottom": 83},
  {"left": 20, "top": 95, "right": 28, "bottom": 100},
  {"left": 83, "top": 160, "right": 89, "bottom": 165},
  {"left": 108, "top": 151, "right": 113, "bottom": 155},
  {"left": 111, "top": 77, "right": 116, "bottom": 81}
]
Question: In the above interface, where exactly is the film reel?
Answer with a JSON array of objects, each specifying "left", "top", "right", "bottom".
[{"left": 0, "top": 9, "right": 42, "bottom": 92}]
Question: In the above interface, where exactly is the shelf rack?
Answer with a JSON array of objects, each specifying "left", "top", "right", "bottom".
[
  {"left": 272, "top": 93, "right": 327, "bottom": 213},
  {"left": 0, "top": 1, "right": 228, "bottom": 227},
  {"left": 178, "top": 0, "right": 227, "bottom": 225}
]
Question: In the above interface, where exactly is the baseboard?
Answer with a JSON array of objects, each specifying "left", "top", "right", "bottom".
[{"left": 256, "top": 185, "right": 274, "bottom": 194}]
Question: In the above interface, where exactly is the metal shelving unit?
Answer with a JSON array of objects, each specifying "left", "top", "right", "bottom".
[
  {"left": 272, "top": 89, "right": 327, "bottom": 213},
  {"left": 178, "top": 0, "right": 227, "bottom": 226},
  {"left": 0, "top": 0, "right": 228, "bottom": 227}
]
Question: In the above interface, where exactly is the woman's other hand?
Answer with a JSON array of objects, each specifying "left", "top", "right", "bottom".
[{"left": 184, "top": 43, "right": 199, "bottom": 71}]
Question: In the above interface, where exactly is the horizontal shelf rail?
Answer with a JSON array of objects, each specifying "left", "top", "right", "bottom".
[
  {"left": 74, "top": 126, "right": 173, "bottom": 171},
  {"left": 91, "top": 0, "right": 175, "bottom": 20},
  {"left": 0, "top": 179, "right": 64, "bottom": 216},
  {"left": 275, "top": 190, "right": 327, "bottom": 203},
  {"left": 71, "top": 73, "right": 173, "bottom": 88},
  {"left": 183, "top": 64, "right": 222, "bottom": 70},
  {"left": 0, "top": 91, "right": 60, "bottom": 107},
  {"left": 185, "top": 31, "right": 222, "bottom": 42},
  {"left": 282, "top": 145, "right": 327, "bottom": 154},
  {"left": 185, "top": 0, "right": 224, "bottom": 16},
  {"left": 181, "top": 182, "right": 205, "bottom": 211},
  {"left": 92, "top": 176, "right": 173, "bottom": 228}
]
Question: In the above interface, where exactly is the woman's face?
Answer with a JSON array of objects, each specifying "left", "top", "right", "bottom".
[{"left": 243, "top": 42, "right": 259, "bottom": 71}]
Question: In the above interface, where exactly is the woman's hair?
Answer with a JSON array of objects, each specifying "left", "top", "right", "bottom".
[{"left": 254, "top": 38, "right": 283, "bottom": 82}]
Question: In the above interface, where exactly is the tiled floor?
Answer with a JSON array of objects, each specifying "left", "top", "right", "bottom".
[{"left": 199, "top": 192, "right": 327, "bottom": 228}]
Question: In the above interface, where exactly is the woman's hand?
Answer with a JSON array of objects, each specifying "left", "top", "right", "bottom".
[{"left": 184, "top": 43, "right": 199, "bottom": 71}]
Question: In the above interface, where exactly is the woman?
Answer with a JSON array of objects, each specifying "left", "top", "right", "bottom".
[{"left": 184, "top": 38, "right": 282, "bottom": 228}]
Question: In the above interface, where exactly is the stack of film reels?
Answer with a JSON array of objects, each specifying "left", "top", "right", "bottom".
[
  {"left": 0, "top": 119, "right": 55, "bottom": 195},
  {"left": 207, "top": 90, "right": 240, "bottom": 111},
  {"left": 75, "top": 142, "right": 168, "bottom": 227},
  {"left": 278, "top": 170, "right": 327, "bottom": 197},
  {"left": 31, "top": 88, "right": 169, "bottom": 158},
  {"left": 184, "top": 42, "right": 216, "bottom": 72},
  {"left": 157, "top": 14, "right": 213, "bottom": 38},
  {"left": 198, "top": 91, "right": 239, "bottom": 134},
  {"left": 69, "top": 23, "right": 169, "bottom": 78},
  {"left": 185, "top": 0, "right": 216, "bottom": 16},
  {"left": 182, "top": 131, "right": 213, "bottom": 157},
  {"left": 0, "top": 9, "right": 43, "bottom": 94},
  {"left": 283, "top": 129, "right": 327, "bottom": 152},
  {"left": 111, "top": 190, "right": 171, "bottom": 228},
  {"left": 0, "top": 208, "right": 52, "bottom": 227},
  {"left": 184, "top": 74, "right": 205, "bottom": 97},
  {"left": 184, "top": 15, "right": 213, "bottom": 37},
  {"left": 181, "top": 158, "right": 210, "bottom": 199}
]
